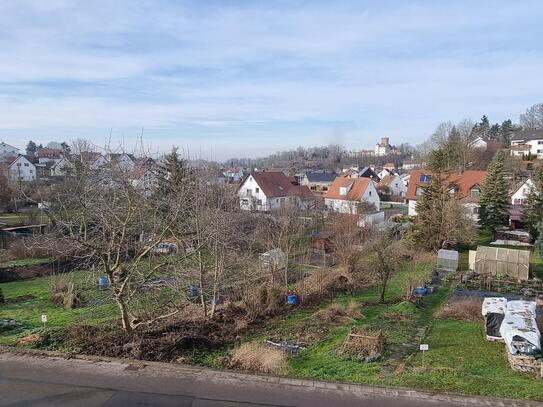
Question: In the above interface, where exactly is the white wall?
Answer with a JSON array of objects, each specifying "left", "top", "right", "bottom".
[
  {"left": 0, "top": 143, "right": 20, "bottom": 157},
  {"left": 325, "top": 182, "right": 380, "bottom": 214},
  {"left": 385, "top": 174, "right": 408, "bottom": 196},
  {"left": 511, "top": 179, "right": 534, "bottom": 205},
  {"left": 9, "top": 156, "right": 36, "bottom": 181},
  {"left": 408, "top": 199, "right": 418, "bottom": 216}
]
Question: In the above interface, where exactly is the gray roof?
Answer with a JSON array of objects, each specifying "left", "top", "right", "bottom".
[
  {"left": 305, "top": 171, "right": 337, "bottom": 182},
  {"left": 511, "top": 129, "right": 543, "bottom": 141}
]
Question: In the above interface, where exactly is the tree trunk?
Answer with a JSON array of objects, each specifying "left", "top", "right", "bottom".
[
  {"left": 379, "top": 276, "right": 388, "bottom": 303},
  {"left": 116, "top": 296, "right": 134, "bottom": 333}
]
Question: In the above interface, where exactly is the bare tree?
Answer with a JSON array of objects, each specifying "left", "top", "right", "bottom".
[
  {"left": 364, "top": 231, "right": 403, "bottom": 303},
  {"left": 47, "top": 149, "right": 195, "bottom": 333},
  {"left": 520, "top": 103, "right": 543, "bottom": 130}
]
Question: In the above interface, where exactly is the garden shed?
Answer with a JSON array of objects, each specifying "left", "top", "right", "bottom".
[
  {"left": 474, "top": 246, "right": 530, "bottom": 281},
  {"left": 436, "top": 249, "right": 459, "bottom": 272}
]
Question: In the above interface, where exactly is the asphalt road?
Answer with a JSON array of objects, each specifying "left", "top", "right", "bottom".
[{"left": 0, "top": 350, "right": 538, "bottom": 407}]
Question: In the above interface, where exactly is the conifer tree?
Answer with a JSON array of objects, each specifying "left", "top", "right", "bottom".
[
  {"left": 479, "top": 151, "right": 510, "bottom": 229},
  {"left": 523, "top": 166, "right": 543, "bottom": 237}
]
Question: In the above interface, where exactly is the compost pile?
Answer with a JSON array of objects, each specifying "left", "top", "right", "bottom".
[{"left": 63, "top": 303, "right": 248, "bottom": 362}]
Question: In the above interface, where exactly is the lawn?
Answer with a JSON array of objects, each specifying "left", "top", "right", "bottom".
[
  {"left": 0, "top": 270, "right": 117, "bottom": 345},
  {"left": 0, "top": 258, "right": 52, "bottom": 268},
  {"left": 0, "top": 212, "right": 48, "bottom": 226}
]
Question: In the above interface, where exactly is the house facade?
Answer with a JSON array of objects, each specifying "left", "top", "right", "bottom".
[
  {"left": 301, "top": 171, "right": 337, "bottom": 194},
  {"left": 0, "top": 142, "right": 20, "bottom": 158},
  {"left": 406, "top": 169, "right": 487, "bottom": 221},
  {"left": 3, "top": 155, "right": 36, "bottom": 181},
  {"left": 50, "top": 157, "right": 75, "bottom": 176},
  {"left": 35, "top": 147, "right": 63, "bottom": 165},
  {"left": 379, "top": 173, "right": 408, "bottom": 197},
  {"left": 510, "top": 130, "right": 543, "bottom": 158},
  {"left": 511, "top": 178, "right": 534, "bottom": 205},
  {"left": 375, "top": 137, "right": 392, "bottom": 156},
  {"left": 238, "top": 171, "right": 314, "bottom": 211},
  {"left": 324, "top": 177, "right": 380, "bottom": 214}
]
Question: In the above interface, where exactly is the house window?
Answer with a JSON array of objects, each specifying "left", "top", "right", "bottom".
[
  {"left": 470, "top": 187, "right": 480, "bottom": 197},
  {"left": 415, "top": 186, "right": 425, "bottom": 196},
  {"left": 369, "top": 191, "right": 372, "bottom": 197},
  {"left": 538, "top": 141, "right": 543, "bottom": 145},
  {"left": 24, "top": 163, "right": 29, "bottom": 167},
  {"left": 16, "top": 163, "right": 21, "bottom": 167},
  {"left": 473, "top": 207, "right": 480, "bottom": 214},
  {"left": 257, "top": 199, "right": 262, "bottom": 205},
  {"left": 538, "top": 150, "right": 543, "bottom": 154},
  {"left": 322, "top": 186, "right": 328, "bottom": 191},
  {"left": 246, "top": 188, "right": 252, "bottom": 195},
  {"left": 255, "top": 187, "right": 260, "bottom": 194},
  {"left": 419, "top": 174, "right": 432, "bottom": 182}
]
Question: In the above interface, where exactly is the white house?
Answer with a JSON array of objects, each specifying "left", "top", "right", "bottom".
[
  {"left": 0, "top": 142, "right": 20, "bottom": 158},
  {"left": 324, "top": 177, "right": 380, "bottom": 214},
  {"left": 50, "top": 157, "right": 75, "bottom": 176},
  {"left": 108, "top": 153, "right": 136, "bottom": 171},
  {"left": 222, "top": 168, "right": 245, "bottom": 183},
  {"left": 470, "top": 136, "right": 488, "bottom": 150},
  {"left": 511, "top": 178, "right": 534, "bottom": 205},
  {"left": 35, "top": 147, "right": 63, "bottom": 165},
  {"left": 131, "top": 166, "right": 159, "bottom": 193},
  {"left": 375, "top": 137, "right": 392, "bottom": 156},
  {"left": 379, "top": 173, "right": 408, "bottom": 197},
  {"left": 4, "top": 155, "right": 36, "bottom": 181},
  {"left": 406, "top": 169, "right": 487, "bottom": 221},
  {"left": 399, "top": 173, "right": 410, "bottom": 187},
  {"left": 510, "top": 130, "right": 543, "bottom": 158},
  {"left": 238, "top": 171, "right": 314, "bottom": 211}
]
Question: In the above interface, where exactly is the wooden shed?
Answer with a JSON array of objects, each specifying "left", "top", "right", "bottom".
[{"left": 474, "top": 246, "right": 530, "bottom": 281}]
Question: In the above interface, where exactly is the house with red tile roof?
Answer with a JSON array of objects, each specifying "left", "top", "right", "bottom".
[
  {"left": 238, "top": 171, "right": 315, "bottom": 211},
  {"left": 378, "top": 173, "right": 407, "bottom": 197},
  {"left": 406, "top": 169, "right": 487, "bottom": 221},
  {"left": 324, "top": 177, "right": 380, "bottom": 214}
]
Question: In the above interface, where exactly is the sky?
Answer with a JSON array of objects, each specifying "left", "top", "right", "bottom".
[{"left": 0, "top": 1, "right": 542, "bottom": 161}]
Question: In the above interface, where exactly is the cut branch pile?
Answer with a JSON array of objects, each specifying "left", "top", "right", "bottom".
[{"left": 338, "top": 327, "right": 385, "bottom": 360}]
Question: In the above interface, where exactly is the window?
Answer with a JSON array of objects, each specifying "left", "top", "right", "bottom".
[
  {"left": 24, "top": 163, "right": 29, "bottom": 167},
  {"left": 322, "top": 186, "right": 328, "bottom": 191},
  {"left": 470, "top": 187, "right": 480, "bottom": 197},
  {"left": 255, "top": 187, "right": 260, "bottom": 194},
  {"left": 246, "top": 188, "right": 252, "bottom": 195},
  {"left": 369, "top": 191, "right": 372, "bottom": 197},
  {"left": 419, "top": 174, "right": 432, "bottom": 182},
  {"left": 538, "top": 150, "right": 543, "bottom": 154},
  {"left": 415, "top": 186, "right": 425, "bottom": 196},
  {"left": 257, "top": 199, "right": 262, "bottom": 205},
  {"left": 538, "top": 141, "right": 543, "bottom": 145},
  {"left": 473, "top": 207, "right": 480, "bottom": 214}
]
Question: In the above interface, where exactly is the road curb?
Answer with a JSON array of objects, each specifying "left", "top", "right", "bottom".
[{"left": 1, "top": 345, "right": 541, "bottom": 406}]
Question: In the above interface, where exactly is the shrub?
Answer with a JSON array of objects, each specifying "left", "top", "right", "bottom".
[
  {"left": 49, "top": 273, "right": 85, "bottom": 309},
  {"left": 241, "top": 284, "right": 285, "bottom": 322},
  {"left": 229, "top": 342, "right": 287, "bottom": 374},
  {"left": 436, "top": 297, "right": 482, "bottom": 322},
  {"left": 313, "top": 302, "right": 362, "bottom": 323}
]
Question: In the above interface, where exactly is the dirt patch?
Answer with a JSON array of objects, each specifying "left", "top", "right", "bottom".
[
  {"left": 60, "top": 303, "right": 249, "bottom": 362},
  {"left": 436, "top": 297, "right": 483, "bottom": 322},
  {"left": 6, "top": 294, "right": 36, "bottom": 304},
  {"left": 17, "top": 333, "right": 42, "bottom": 346}
]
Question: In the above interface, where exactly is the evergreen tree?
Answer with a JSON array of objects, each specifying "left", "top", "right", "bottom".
[
  {"left": 500, "top": 119, "right": 514, "bottom": 146},
  {"left": 25, "top": 140, "right": 37, "bottom": 156},
  {"left": 535, "top": 221, "right": 543, "bottom": 259},
  {"left": 158, "top": 147, "right": 187, "bottom": 193},
  {"left": 479, "top": 151, "right": 510, "bottom": 229},
  {"left": 523, "top": 166, "right": 543, "bottom": 237}
]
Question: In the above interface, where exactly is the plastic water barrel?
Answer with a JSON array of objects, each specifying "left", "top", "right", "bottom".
[
  {"left": 98, "top": 275, "right": 108, "bottom": 290},
  {"left": 287, "top": 294, "right": 298, "bottom": 305},
  {"left": 189, "top": 285, "right": 199, "bottom": 297}
]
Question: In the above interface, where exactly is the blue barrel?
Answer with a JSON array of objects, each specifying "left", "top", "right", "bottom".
[
  {"left": 287, "top": 294, "right": 298, "bottom": 305},
  {"left": 211, "top": 294, "right": 222, "bottom": 305},
  {"left": 189, "top": 285, "right": 199, "bottom": 297},
  {"left": 98, "top": 275, "right": 109, "bottom": 290}
]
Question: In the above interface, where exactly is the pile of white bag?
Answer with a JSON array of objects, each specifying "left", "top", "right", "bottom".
[
  {"left": 481, "top": 297, "right": 540, "bottom": 355},
  {"left": 499, "top": 300, "right": 540, "bottom": 356}
]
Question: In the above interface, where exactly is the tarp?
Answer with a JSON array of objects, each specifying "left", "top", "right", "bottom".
[
  {"left": 482, "top": 297, "right": 507, "bottom": 316},
  {"left": 486, "top": 313, "right": 504, "bottom": 338},
  {"left": 499, "top": 300, "right": 540, "bottom": 355}
]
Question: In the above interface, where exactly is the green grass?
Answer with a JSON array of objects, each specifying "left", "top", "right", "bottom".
[
  {"left": 0, "top": 270, "right": 117, "bottom": 345},
  {"left": 390, "top": 320, "right": 543, "bottom": 400},
  {"left": 0, "top": 258, "right": 52, "bottom": 268},
  {"left": 0, "top": 212, "right": 48, "bottom": 226},
  {"left": 531, "top": 250, "right": 543, "bottom": 279}
]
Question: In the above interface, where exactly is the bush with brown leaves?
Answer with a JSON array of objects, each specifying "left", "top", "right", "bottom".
[
  {"left": 229, "top": 342, "right": 287, "bottom": 374},
  {"left": 436, "top": 297, "right": 482, "bottom": 322}
]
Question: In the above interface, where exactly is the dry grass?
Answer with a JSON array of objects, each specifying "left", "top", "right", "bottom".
[
  {"left": 436, "top": 297, "right": 482, "bottom": 322},
  {"left": 229, "top": 342, "right": 287, "bottom": 374},
  {"left": 313, "top": 302, "right": 362, "bottom": 323},
  {"left": 49, "top": 273, "right": 85, "bottom": 309}
]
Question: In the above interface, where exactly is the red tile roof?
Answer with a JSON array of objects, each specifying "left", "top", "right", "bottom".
[
  {"left": 247, "top": 171, "right": 299, "bottom": 198},
  {"left": 325, "top": 177, "right": 371, "bottom": 201},
  {"left": 406, "top": 169, "right": 486, "bottom": 201}
]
